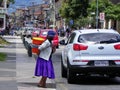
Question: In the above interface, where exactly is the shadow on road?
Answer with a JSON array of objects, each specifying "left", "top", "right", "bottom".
[{"left": 70, "top": 76, "right": 120, "bottom": 85}]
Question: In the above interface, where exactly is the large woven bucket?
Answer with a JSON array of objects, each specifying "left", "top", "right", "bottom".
[{"left": 32, "top": 37, "right": 45, "bottom": 54}]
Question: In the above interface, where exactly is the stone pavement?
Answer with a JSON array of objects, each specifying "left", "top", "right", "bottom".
[{"left": 0, "top": 36, "right": 56, "bottom": 90}]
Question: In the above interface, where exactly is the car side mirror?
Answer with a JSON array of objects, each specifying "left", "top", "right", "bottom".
[{"left": 59, "top": 39, "right": 66, "bottom": 45}]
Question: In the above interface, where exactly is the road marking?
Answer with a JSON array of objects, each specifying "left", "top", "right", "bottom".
[
  {"left": 0, "top": 68, "right": 16, "bottom": 72},
  {"left": 0, "top": 77, "right": 16, "bottom": 81}
]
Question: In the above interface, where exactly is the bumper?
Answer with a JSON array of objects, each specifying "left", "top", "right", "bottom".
[{"left": 69, "top": 65, "right": 120, "bottom": 74}]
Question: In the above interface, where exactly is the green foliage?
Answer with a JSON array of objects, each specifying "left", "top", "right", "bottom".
[
  {"left": 88, "top": 0, "right": 120, "bottom": 20},
  {"left": 76, "top": 17, "right": 91, "bottom": 28},
  {"left": 0, "top": 0, "right": 14, "bottom": 3},
  {"left": 0, "top": 37, "right": 9, "bottom": 46},
  {"left": 8, "top": 0, "right": 15, "bottom": 4},
  {"left": 0, "top": 0, "right": 14, "bottom": 7},
  {"left": 59, "top": 0, "right": 89, "bottom": 28},
  {"left": 105, "top": 3, "right": 120, "bottom": 20},
  {"left": 0, "top": 53, "right": 6, "bottom": 61},
  {"left": 88, "top": 0, "right": 113, "bottom": 16},
  {"left": 59, "top": 0, "right": 89, "bottom": 20}
]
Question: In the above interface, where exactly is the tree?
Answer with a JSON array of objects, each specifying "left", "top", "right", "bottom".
[
  {"left": 105, "top": 3, "right": 120, "bottom": 20},
  {"left": 59, "top": 0, "right": 89, "bottom": 27},
  {"left": 0, "top": 0, "right": 15, "bottom": 7},
  {"left": 88, "top": 0, "right": 113, "bottom": 14},
  {"left": 88, "top": 0, "right": 120, "bottom": 29},
  {"left": 88, "top": 0, "right": 113, "bottom": 28},
  {"left": 7, "top": 0, "right": 15, "bottom": 7}
]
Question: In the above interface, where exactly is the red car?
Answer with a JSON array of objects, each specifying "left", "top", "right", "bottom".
[
  {"left": 38, "top": 29, "right": 59, "bottom": 48},
  {"left": 31, "top": 28, "right": 41, "bottom": 38}
]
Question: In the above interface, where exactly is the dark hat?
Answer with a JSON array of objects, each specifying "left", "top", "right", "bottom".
[{"left": 47, "top": 30, "right": 55, "bottom": 37}]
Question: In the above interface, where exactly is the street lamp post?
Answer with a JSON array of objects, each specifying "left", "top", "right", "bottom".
[
  {"left": 96, "top": 0, "right": 99, "bottom": 29},
  {"left": 53, "top": 0, "right": 56, "bottom": 28},
  {"left": 4, "top": 0, "right": 7, "bottom": 30},
  {"left": 50, "top": 0, "right": 56, "bottom": 29}
]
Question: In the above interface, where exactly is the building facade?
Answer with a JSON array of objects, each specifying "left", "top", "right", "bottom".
[{"left": 0, "top": 0, "right": 7, "bottom": 30}]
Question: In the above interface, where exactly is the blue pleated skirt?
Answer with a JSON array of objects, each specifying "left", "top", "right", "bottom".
[{"left": 34, "top": 57, "right": 55, "bottom": 79}]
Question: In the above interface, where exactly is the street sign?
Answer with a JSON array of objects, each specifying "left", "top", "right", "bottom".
[{"left": 100, "top": 12, "right": 105, "bottom": 22}]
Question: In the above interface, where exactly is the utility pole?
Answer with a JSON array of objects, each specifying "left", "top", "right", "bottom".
[
  {"left": 32, "top": 2, "right": 35, "bottom": 20},
  {"left": 53, "top": 0, "right": 56, "bottom": 28},
  {"left": 50, "top": 0, "right": 56, "bottom": 29},
  {"left": 96, "top": 0, "right": 99, "bottom": 29},
  {"left": 2, "top": 0, "right": 7, "bottom": 30}
]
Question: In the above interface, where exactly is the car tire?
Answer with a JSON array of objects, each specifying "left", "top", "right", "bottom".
[
  {"left": 61, "top": 56, "right": 67, "bottom": 78},
  {"left": 67, "top": 61, "right": 76, "bottom": 84},
  {"left": 24, "top": 41, "right": 28, "bottom": 49},
  {"left": 27, "top": 45, "right": 32, "bottom": 57},
  {"left": 67, "top": 67, "right": 75, "bottom": 84},
  {"left": 22, "top": 37, "right": 25, "bottom": 45}
]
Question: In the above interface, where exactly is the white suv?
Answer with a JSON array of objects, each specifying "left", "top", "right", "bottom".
[{"left": 60, "top": 29, "right": 120, "bottom": 83}]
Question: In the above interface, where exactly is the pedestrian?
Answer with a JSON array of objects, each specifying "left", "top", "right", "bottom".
[
  {"left": 34, "top": 30, "right": 56, "bottom": 88},
  {"left": 66, "top": 28, "right": 70, "bottom": 38}
]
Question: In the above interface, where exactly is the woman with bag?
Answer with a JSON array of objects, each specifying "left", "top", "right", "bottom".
[{"left": 34, "top": 30, "right": 56, "bottom": 88}]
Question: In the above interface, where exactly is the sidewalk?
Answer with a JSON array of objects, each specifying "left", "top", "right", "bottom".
[{"left": 0, "top": 36, "right": 56, "bottom": 90}]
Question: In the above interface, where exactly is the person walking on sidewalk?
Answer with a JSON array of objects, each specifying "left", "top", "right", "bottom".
[{"left": 34, "top": 30, "right": 56, "bottom": 88}]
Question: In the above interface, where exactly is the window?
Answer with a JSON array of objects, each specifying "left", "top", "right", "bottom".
[
  {"left": 67, "top": 33, "right": 76, "bottom": 44},
  {"left": 78, "top": 33, "right": 120, "bottom": 44},
  {"left": 0, "top": 18, "right": 3, "bottom": 28}
]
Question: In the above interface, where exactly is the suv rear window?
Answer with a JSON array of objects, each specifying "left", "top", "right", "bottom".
[{"left": 78, "top": 33, "right": 120, "bottom": 44}]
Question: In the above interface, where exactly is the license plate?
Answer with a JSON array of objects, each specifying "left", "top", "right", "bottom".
[{"left": 94, "top": 61, "right": 109, "bottom": 66}]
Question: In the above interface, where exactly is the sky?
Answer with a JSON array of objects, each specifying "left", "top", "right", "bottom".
[
  {"left": 13, "top": 0, "right": 43, "bottom": 6},
  {"left": 8, "top": 0, "right": 43, "bottom": 13}
]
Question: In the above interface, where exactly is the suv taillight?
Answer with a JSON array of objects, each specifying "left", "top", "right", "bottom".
[
  {"left": 73, "top": 44, "right": 88, "bottom": 51},
  {"left": 114, "top": 44, "right": 120, "bottom": 50}
]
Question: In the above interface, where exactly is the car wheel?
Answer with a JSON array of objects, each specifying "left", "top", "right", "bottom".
[
  {"left": 25, "top": 41, "right": 29, "bottom": 49},
  {"left": 67, "top": 67, "right": 75, "bottom": 84},
  {"left": 22, "top": 37, "right": 25, "bottom": 44},
  {"left": 61, "top": 56, "right": 67, "bottom": 78},
  {"left": 27, "top": 45, "right": 32, "bottom": 57}
]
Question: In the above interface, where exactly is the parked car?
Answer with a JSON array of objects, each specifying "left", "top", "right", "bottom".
[
  {"left": 21, "top": 27, "right": 33, "bottom": 37},
  {"left": 60, "top": 29, "right": 120, "bottom": 83},
  {"left": 27, "top": 29, "right": 59, "bottom": 57},
  {"left": 38, "top": 29, "right": 59, "bottom": 48},
  {"left": 15, "top": 28, "right": 22, "bottom": 36},
  {"left": 20, "top": 27, "right": 28, "bottom": 37},
  {"left": 25, "top": 27, "right": 34, "bottom": 38},
  {"left": 31, "top": 28, "right": 41, "bottom": 38}
]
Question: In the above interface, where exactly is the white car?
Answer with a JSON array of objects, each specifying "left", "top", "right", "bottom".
[{"left": 60, "top": 29, "right": 120, "bottom": 83}]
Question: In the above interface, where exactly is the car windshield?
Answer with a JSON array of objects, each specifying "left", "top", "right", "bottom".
[
  {"left": 41, "top": 31, "right": 47, "bottom": 36},
  {"left": 40, "top": 30, "right": 57, "bottom": 37},
  {"left": 78, "top": 33, "right": 120, "bottom": 44}
]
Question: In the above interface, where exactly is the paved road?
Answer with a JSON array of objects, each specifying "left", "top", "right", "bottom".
[
  {"left": 1, "top": 36, "right": 120, "bottom": 90},
  {"left": 0, "top": 36, "right": 56, "bottom": 90}
]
